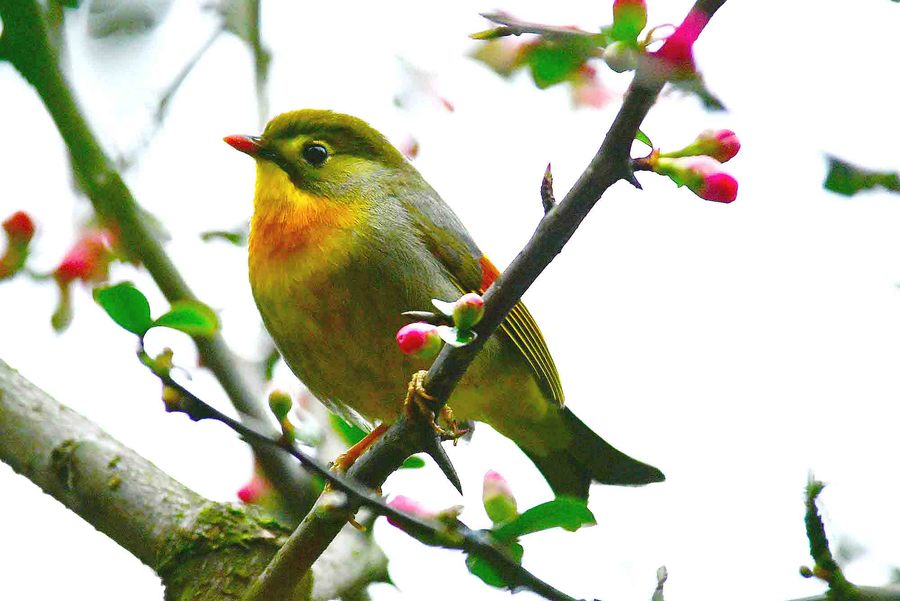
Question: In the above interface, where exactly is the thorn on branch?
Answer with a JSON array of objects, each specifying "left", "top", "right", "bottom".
[
  {"left": 541, "top": 163, "right": 556, "bottom": 214},
  {"left": 422, "top": 433, "right": 463, "bottom": 495},
  {"left": 626, "top": 170, "right": 643, "bottom": 190}
]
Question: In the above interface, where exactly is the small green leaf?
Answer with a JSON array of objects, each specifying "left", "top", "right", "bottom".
[
  {"left": 635, "top": 129, "right": 653, "bottom": 148},
  {"left": 200, "top": 227, "right": 248, "bottom": 246},
  {"left": 437, "top": 325, "right": 477, "bottom": 347},
  {"left": 329, "top": 414, "right": 367, "bottom": 445},
  {"left": 401, "top": 456, "right": 426, "bottom": 469},
  {"left": 153, "top": 300, "right": 219, "bottom": 337},
  {"left": 263, "top": 347, "right": 280, "bottom": 381},
  {"left": 824, "top": 156, "right": 900, "bottom": 197},
  {"left": 431, "top": 298, "right": 456, "bottom": 317},
  {"left": 93, "top": 282, "right": 153, "bottom": 336},
  {"left": 525, "top": 38, "right": 596, "bottom": 89},
  {"left": 492, "top": 496, "right": 595, "bottom": 542},
  {"left": 465, "top": 541, "right": 524, "bottom": 588}
]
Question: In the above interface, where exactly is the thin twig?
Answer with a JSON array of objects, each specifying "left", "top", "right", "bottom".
[
  {"left": 143, "top": 355, "right": 580, "bottom": 601},
  {"left": 254, "top": 0, "right": 731, "bottom": 596}
]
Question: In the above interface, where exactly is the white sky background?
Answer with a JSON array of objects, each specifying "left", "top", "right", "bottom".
[{"left": 1, "top": 0, "right": 899, "bottom": 600}]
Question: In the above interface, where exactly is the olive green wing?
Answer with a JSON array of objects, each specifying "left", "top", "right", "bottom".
[{"left": 400, "top": 183, "right": 565, "bottom": 406}]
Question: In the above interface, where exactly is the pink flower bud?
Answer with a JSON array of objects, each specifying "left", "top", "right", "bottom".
[
  {"left": 654, "top": 156, "right": 738, "bottom": 203},
  {"left": 482, "top": 470, "right": 518, "bottom": 524},
  {"left": 396, "top": 322, "right": 443, "bottom": 359},
  {"left": 700, "top": 129, "right": 740, "bottom": 162},
  {"left": 661, "top": 129, "right": 741, "bottom": 163},
  {"left": 612, "top": 0, "right": 647, "bottom": 42},
  {"left": 387, "top": 495, "right": 435, "bottom": 528},
  {"left": 651, "top": 9, "right": 710, "bottom": 78},
  {"left": 699, "top": 172, "right": 739, "bottom": 203},
  {"left": 452, "top": 293, "right": 485, "bottom": 330},
  {"left": 54, "top": 230, "right": 114, "bottom": 284},
  {"left": 3, "top": 211, "right": 35, "bottom": 243},
  {"left": 237, "top": 472, "right": 271, "bottom": 504}
]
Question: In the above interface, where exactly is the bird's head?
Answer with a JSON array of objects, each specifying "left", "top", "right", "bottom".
[{"left": 225, "top": 109, "right": 409, "bottom": 204}]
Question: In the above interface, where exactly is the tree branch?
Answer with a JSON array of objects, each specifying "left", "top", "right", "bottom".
[
  {"left": 0, "top": 357, "right": 388, "bottom": 600},
  {"left": 253, "top": 0, "right": 730, "bottom": 595},
  {"left": 0, "top": 0, "right": 317, "bottom": 515},
  {"left": 142, "top": 354, "right": 579, "bottom": 601}
]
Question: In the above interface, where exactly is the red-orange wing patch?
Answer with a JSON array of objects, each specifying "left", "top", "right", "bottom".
[{"left": 479, "top": 255, "right": 501, "bottom": 293}]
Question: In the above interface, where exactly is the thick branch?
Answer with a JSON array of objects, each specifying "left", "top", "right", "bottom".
[
  {"left": 0, "top": 0, "right": 315, "bottom": 514},
  {"left": 0, "top": 358, "right": 388, "bottom": 600},
  {"left": 255, "top": 0, "right": 729, "bottom": 596}
]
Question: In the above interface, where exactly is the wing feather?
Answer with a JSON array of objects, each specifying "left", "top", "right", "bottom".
[{"left": 399, "top": 183, "right": 565, "bottom": 407}]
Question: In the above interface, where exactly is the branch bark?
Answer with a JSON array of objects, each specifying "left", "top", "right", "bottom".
[
  {"left": 0, "top": 358, "right": 388, "bottom": 600},
  {"left": 0, "top": 0, "right": 316, "bottom": 516}
]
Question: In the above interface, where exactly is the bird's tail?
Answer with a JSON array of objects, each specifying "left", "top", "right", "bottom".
[{"left": 522, "top": 408, "right": 664, "bottom": 500}]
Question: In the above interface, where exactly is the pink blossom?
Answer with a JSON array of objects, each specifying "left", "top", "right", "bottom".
[
  {"left": 387, "top": 495, "right": 435, "bottom": 528},
  {"left": 483, "top": 470, "right": 518, "bottom": 524},
  {"left": 3, "top": 211, "right": 35, "bottom": 243},
  {"left": 54, "top": 229, "right": 115, "bottom": 284},
  {"left": 654, "top": 156, "right": 738, "bottom": 203},
  {"left": 396, "top": 322, "right": 442, "bottom": 359},
  {"left": 453, "top": 293, "right": 485, "bottom": 330},
  {"left": 652, "top": 9, "right": 710, "bottom": 76}
]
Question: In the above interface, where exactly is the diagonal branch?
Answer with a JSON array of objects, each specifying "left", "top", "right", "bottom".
[
  {"left": 145, "top": 353, "right": 580, "bottom": 601},
  {"left": 250, "top": 0, "right": 730, "bottom": 596},
  {"left": 0, "top": 0, "right": 316, "bottom": 515}
]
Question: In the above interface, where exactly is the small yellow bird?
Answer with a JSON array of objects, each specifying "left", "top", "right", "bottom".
[{"left": 225, "top": 109, "right": 663, "bottom": 499}]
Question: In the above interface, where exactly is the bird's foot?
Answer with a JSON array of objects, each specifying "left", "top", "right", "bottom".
[
  {"left": 402, "top": 370, "right": 467, "bottom": 444},
  {"left": 331, "top": 423, "right": 389, "bottom": 474},
  {"left": 438, "top": 405, "right": 468, "bottom": 446}
]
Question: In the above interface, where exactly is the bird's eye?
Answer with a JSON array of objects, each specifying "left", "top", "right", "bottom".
[{"left": 302, "top": 143, "right": 329, "bottom": 166}]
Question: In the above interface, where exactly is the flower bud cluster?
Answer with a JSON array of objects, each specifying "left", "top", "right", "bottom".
[{"left": 650, "top": 129, "right": 741, "bottom": 203}]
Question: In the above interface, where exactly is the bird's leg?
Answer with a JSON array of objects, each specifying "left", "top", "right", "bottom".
[
  {"left": 403, "top": 370, "right": 467, "bottom": 443},
  {"left": 328, "top": 423, "right": 389, "bottom": 532},
  {"left": 331, "top": 423, "right": 389, "bottom": 473}
]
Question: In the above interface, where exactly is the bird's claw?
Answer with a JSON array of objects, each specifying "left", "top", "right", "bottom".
[{"left": 403, "top": 370, "right": 467, "bottom": 444}]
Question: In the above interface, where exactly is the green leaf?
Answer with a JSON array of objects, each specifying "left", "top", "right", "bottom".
[
  {"left": 436, "top": 325, "right": 477, "bottom": 347},
  {"left": 465, "top": 541, "right": 524, "bottom": 588},
  {"left": 329, "top": 414, "right": 367, "bottom": 445},
  {"left": 401, "top": 456, "right": 426, "bottom": 469},
  {"left": 93, "top": 282, "right": 153, "bottom": 336},
  {"left": 328, "top": 414, "right": 423, "bottom": 468},
  {"left": 200, "top": 227, "right": 248, "bottom": 246},
  {"left": 524, "top": 37, "right": 597, "bottom": 89},
  {"left": 824, "top": 156, "right": 900, "bottom": 197},
  {"left": 153, "top": 300, "right": 219, "bottom": 337},
  {"left": 431, "top": 298, "right": 456, "bottom": 317},
  {"left": 263, "top": 347, "right": 280, "bottom": 381},
  {"left": 492, "top": 496, "right": 595, "bottom": 542},
  {"left": 635, "top": 129, "right": 653, "bottom": 148}
]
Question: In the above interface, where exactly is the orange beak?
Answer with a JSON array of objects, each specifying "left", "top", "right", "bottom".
[{"left": 224, "top": 134, "right": 264, "bottom": 157}]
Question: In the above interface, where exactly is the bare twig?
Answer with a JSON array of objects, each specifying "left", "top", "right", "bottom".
[
  {"left": 142, "top": 352, "right": 581, "bottom": 601},
  {"left": 0, "top": 0, "right": 316, "bottom": 516},
  {"left": 256, "top": 0, "right": 730, "bottom": 596}
]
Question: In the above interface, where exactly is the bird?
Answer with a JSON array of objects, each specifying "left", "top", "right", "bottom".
[{"left": 225, "top": 109, "right": 663, "bottom": 499}]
